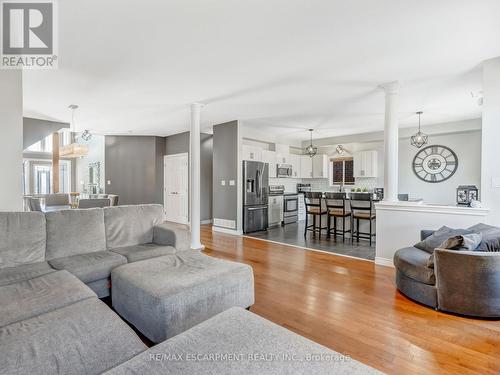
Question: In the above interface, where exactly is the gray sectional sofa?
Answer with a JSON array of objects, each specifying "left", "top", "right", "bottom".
[
  {"left": 0, "top": 204, "right": 380, "bottom": 374},
  {"left": 394, "top": 224, "right": 500, "bottom": 317},
  {"left": 0, "top": 204, "right": 187, "bottom": 297}
]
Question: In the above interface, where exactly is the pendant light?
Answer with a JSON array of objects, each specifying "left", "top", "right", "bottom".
[
  {"left": 59, "top": 104, "right": 89, "bottom": 158},
  {"left": 304, "top": 129, "right": 318, "bottom": 158},
  {"left": 410, "top": 111, "right": 428, "bottom": 148}
]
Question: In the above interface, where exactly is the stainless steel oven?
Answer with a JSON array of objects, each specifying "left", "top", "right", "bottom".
[
  {"left": 277, "top": 164, "right": 293, "bottom": 178},
  {"left": 283, "top": 194, "right": 299, "bottom": 225}
]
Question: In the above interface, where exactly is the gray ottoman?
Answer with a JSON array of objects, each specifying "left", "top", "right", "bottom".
[{"left": 111, "top": 250, "right": 254, "bottom": 343}]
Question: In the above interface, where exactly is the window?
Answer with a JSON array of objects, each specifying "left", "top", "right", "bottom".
[
  {"left": 330, "top": 158, "right": 355, "bottom": 186},
  {"left": 22, "top": 159, "right": 72, "bottom": 195}
]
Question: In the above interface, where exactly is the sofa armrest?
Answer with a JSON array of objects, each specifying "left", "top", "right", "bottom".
[
  {"left": 434, "top": 249, "right": 500, "bottom": 317},
  {"left": 420, "top": 230, "right": 435, "bottom": 241},
  {"left": 153, "top": 223, "right": 191, "bottom": 252}
]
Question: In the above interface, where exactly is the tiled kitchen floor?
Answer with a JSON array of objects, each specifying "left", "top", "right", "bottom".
[{"left": 246, "top": 221, "right": 375, "bottom": 261}]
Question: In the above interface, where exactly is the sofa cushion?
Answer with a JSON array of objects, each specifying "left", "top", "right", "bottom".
[
  {"left": 414, "top": 226, "right": 473, "bottom": 253},
  {"left": 0, "top": 212, "right": 46, "bottom": 268},
  {"left": 394, "top": 247, "right": 435, "bottom": 285},
  {"left": 0, "top": 298, "right": 147, "bottom": 375},
  {"left": 0, "top": 261, "right": 55, "bottom": 287},
  {"left": 49, "top": 251, "right": 127, "bottom": 283},
  {"left": 104, "top": 307, "right": 381, "bottom": 375},
  {"left": 468, "top": 223, "right": 500, "bottom": 252},
  {"left": 45, "top": 208, "right": 107, "bottom": 260},
  {"left": 110, "top": 243, "right": 176, "bottom": 262},
  {"left": 0, "top": 270, "right": 95, "bottom": 327},
  {"left": 104, "top": 204, "right": 165, "bottom": 249}
]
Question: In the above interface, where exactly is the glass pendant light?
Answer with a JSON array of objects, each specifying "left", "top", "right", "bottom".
[
  {"left": 59, "top": 104, "right": 89, "bottom": 158},
  {"left": 304, "top": 129, "right": 318, "bottom": 158},
  {"left": 410, "top": 111, "right": 428, "bottom": 148}
]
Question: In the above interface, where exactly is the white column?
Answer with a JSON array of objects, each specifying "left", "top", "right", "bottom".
[
  {"left": 382, "top": 81, "right": 400, "bottom": 202},
  {"left": 190, "top": 103, "right": 204, "bottom": 249},
  {"left": 482, "top": 57, "right": 500, "bottom": 225},
  {"left": 0, "top": 70, "right": 23, "bottom": 211}
]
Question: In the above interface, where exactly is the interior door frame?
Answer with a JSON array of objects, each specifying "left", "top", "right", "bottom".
[{"left": 164, "top": 153, "right": 189, "bottom": 224}]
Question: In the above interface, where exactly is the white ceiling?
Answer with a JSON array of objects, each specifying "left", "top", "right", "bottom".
[{"left": 23, "top": 0, "right": 500, "bottom": 142}]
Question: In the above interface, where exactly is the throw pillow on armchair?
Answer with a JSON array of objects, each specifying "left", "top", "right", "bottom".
[{"left": 427, "top": 233, "right": 483, "bottom": 268}]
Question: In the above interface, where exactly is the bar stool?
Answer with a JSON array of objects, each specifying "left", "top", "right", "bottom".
[
  {"left": 350, "top": 193, "right": 376, "bottom": 246},
  {"left": 325, "top": 192, "right": 351, "bottom": 242},
  {"left": 304, "top": 192, "right": 327, "bottom": 238}
]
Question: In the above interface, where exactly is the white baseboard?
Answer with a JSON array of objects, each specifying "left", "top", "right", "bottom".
[
  {"left": 201, "top": 219, "right": 213, "bottom": 225},
  {"left": 375, "top": 257, "right": 394, "bottom": 267},
  {"left": 211, "top": 226, "right": 242, "bottom": 236}
]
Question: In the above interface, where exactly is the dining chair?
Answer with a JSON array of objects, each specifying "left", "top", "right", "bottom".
[
  {"left": 350, "top": 192, "right": 376, "bottom": 246},
  {"left": 78, "top": 198, "right": 111, "bottom": 209},
  {"left": 304, "top": 192, "right": 327, "bottom": 238},
  {"left": 325, "top": 192, "right": 351, "bottom": 242}
]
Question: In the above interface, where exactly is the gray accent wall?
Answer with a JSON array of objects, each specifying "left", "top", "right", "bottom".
[
  {"left": 165, "top": 132, "right": 190, "bottom": 155},
  {"left": 105, "top": 136, "right": 164, "bottom": 205},
  {"left": 23, "top": 117, "right": 69, "bottom": 150},
  {"left": 164, "top": 131, "right": 213, "bottom": 222},
  {"left": 212, "top": 121, "right": 239, "bottom": 228}
]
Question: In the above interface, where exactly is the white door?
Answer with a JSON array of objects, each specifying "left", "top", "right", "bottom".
[{"left": 164, "top": 153, "right": 189, "bottom": 224}]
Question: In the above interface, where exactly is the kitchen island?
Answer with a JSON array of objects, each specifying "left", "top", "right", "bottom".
[{"left": 375, "top": 201, "right": 490, "bottom": 266}]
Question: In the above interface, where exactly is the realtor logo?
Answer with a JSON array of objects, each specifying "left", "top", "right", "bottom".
[{"left": 1, "top": 0, "right": 58, "bottom": 68}]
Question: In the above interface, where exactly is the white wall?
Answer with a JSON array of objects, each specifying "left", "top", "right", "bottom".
[
  {"left": 0, "top": 71, "right": 23, "bottom": 211},
  {"left": 482, "top": 57, "right": 500, "bottom": 226},
  {"left": 75, "top": 135, "right": 105, "bottom": 193}
]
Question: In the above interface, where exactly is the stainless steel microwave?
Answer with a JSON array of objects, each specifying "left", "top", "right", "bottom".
[{"left": 277, "top": 164, "right": 293, "bottom": 178}]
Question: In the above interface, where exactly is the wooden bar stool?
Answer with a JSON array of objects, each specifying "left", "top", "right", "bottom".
[
  {"left": 304, "top": 192, "right": 327, "bottom": 238},
  {"left": 325, "top": 192, "right": 351, "bottom": 242},
  {"left": 350, "top": 192, "right": 376, "bottom": 246}
]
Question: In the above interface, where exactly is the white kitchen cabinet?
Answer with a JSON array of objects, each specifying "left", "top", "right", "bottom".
[
  {"left": 262, "top": 150, "right": 277, "bottom": 178},
  {"left": 300, "top": 155, "right": 313, "bottom": 178},
  {"left": 289, "top": 154, "right": 300, "bottom": 178},
  {"left": 268, "top": 195, "right": 284, "bottom": 227},
  {"left": 312, "top": 154, "right": 329, "bottom": 179},
  {"left": 298, "top": 194, "right": 306, "bottom": 221},
  {"left": 242, "top": 145, "right": 262, "bottom": 162},
  {"left": 353, "top": 150, "right": 378, "bottom": 178}
]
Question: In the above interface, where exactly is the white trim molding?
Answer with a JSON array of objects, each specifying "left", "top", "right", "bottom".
[
  {"left": 375, "top": 201, "right": 490, "bottom": 216},
  {"left": 375, "top": 257, "right": 394, "bottom": 267},
  {"left": 212, "top": 226, "right": 242, "bottom": 236}
]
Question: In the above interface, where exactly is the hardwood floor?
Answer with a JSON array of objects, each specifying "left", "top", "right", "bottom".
[{"left": 201, "top": 225, "right": 500, "bottom": 375}]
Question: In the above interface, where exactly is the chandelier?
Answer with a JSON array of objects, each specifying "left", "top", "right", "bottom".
[
  {"left": 304, "top": 129, "right": 318, "bottom": 158},
  {"left": 59, "top": 104, "right": 89, "bottom": 158},
  {"left": 410, "top": 111, "right": 428, "bottom": 148}
]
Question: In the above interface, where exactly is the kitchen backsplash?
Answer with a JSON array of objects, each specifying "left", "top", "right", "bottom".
[
  {"left": 310, "top": 178, "right": 379, "bottom": 192},
  {"left": 270, "top": 177, "right": 379, "bottom": 193},
  {"left": 269, "top": 178, "right": 301, "bottom": 193}
]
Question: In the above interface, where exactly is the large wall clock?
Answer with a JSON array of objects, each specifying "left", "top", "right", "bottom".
[{"left": 412, "top": 145, "right": 458, "bottom": 183}]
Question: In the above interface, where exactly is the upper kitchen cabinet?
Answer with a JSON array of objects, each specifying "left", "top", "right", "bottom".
[
  {"left": 289, "top": 154, "right": 300, "bottom": 178},
  {"left": 300, "top": 155, "right": 313, "bottom": 178},
  {"left": 262, "top": 150, "right": 277, "bottom": 178},
  {"left": 242, "top": 144, "right": 263, "bottom": 162},
  {"left": 312, "top": 154, "right": 329, "bottom": 178},
  {"left": 275, "top": 144, "right": 291, "bottom": 164},
  {"left": 353, "top": 150, "right": 378, "bottom": 178}
]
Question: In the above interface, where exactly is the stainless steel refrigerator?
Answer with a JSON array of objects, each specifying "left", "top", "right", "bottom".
[{"left": 243, "top": 160, "right": 269, "bottom": 233}]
